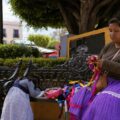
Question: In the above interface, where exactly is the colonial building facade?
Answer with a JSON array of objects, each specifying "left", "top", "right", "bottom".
[{"left": 3, "top": 21, "right": 22, "bottom": 44}]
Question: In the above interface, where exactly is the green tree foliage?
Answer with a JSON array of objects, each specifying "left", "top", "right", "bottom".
[
  {"left": 0, "top": 58, "right": 66, "bottom": 67},
  {"left": 9, "top": 0, "right": 64, "bottom": 29},
  {"left": 0, "top": 58, "right": 66, "bottom": 79},
  {"left": 0, "top": 44, "right": 40, "bottom": 58},
  {"left": 47, "top": 40, "right": 60, "bottom": 49},
  {"left": 28, "top": 34, "right": 51, "bottom": 47},
  {"left": 9, "top": 0, "right": 120, "bottom": 34}
]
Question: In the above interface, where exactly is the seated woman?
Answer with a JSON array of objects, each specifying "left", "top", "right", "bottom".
[
  {"left": 69, "top": 17, "right": 120, "bottom": 120},
  {"left": 0, "top": 78, "right": 45, "bottom": 120},
  {"left": 82, "top": 17, "right": 120, "bottom": 120}
]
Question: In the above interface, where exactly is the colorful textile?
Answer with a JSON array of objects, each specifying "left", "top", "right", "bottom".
[
  {"left": 70, "top": 113, "right": 79, "bottom": 120},
  {"left": 69, "top": 87, "right": 92, "bottom": 119},
  {"left": 69, "top": 54, "right": 104, "bottom": 120},
  {"left": 45, "top": 88, "right": 63, "bottom": 99},
  {"left": 82, "top": 77, "right": 120, "bottom": 120},
  {"left": 63, "top": 84, "right": 81, "bottom": 108}
]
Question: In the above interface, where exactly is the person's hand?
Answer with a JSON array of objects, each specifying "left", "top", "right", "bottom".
[
  {"left": 96, "top": 59, "right": 103, "bottom": 69},
  {"left": 86, "top": 55, "right": 99, "bottom": 64}
]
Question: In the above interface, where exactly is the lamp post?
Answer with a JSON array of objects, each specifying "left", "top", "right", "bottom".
[{"left": 0, "top": 0, "right": 3, "bottom": 44}]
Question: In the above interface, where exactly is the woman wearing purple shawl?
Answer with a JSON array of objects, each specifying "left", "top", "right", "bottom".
[
  {"left": 82, "top": 17, "right": 120, "bottom": 120},
  {"left": 69, "top": 17, "right": 120, "bottom": 120}
]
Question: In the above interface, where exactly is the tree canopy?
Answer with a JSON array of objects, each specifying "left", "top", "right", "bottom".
[
  {"left": 28, "top": 34, "right": 59, "bottom": 49},
  {"left": 9, "top": 0, "right": 64, "bottom": 28},
  {"left": 28, "top": 34, "right": 51, "bottom": 47},
  {"left": 9, "top": 0, "right": 120, "bottom": 34}
]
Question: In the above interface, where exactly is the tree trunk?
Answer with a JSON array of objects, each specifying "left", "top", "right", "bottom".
[
  {"left": 57, "top": 2, "right": 80, "bottom": 34},
  {"left": 58, "top": 0, "right": 119, "bottom": 34}
]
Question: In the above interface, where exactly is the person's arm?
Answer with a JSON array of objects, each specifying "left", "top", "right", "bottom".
[
  {"left": 97, "top": 42, "right": 120, "bottom": 78},
  {"left": 27, "top": 80, "right": 44, "bottom": 98},
  {"left": 101, "top": 59, "right": 120, "bottom": 76}
]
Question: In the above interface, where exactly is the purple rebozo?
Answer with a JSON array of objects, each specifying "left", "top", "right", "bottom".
[
  {"left": 69, "top": 58, "right": 99, "bottom": 120},
  {"left": 82, "top": 77, "right": 120, "bottom": 120},
  {"left": 69, "top": 86, "right": 92, "bottom": 120}
]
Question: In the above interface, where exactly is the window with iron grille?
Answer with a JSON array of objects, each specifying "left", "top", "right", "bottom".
[
  {"left": 13, "top": 29, "right": 19, "bottom": 38},
  {"left": 3, "top": 28, "right": 6, "bottom": 37}
]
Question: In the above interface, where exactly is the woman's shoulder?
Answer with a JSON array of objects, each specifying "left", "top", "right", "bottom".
[
  {"left": 99, "top": 42, "right": 114, "bottom": 58},
  {"left": 103, "top": 42, "right": 115, "bottom": 52},
  {"left": 105, "top": 42, "right": 114, "bottom": 49}
]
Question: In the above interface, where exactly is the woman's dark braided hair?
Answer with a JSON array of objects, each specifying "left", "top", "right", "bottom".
[{"left": 108, "top": 17, "right": 120, "bottom": 26}]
